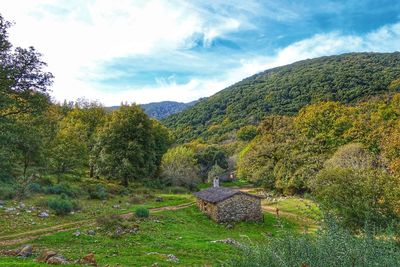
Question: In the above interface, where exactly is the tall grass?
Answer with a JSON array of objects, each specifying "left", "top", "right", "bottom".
[{"left": 231, "top": 219, "right": 400, "bottom": 267}]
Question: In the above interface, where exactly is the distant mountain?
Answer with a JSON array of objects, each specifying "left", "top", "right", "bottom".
[
  {"left": 108, "top": 100, "right": 200, "bottom": 120},
  {"left": 141, "top": 100, "right": 199, "bottom": 120},
  {"left": 163, "top": 52, "right": 400, "bottom": 143}
]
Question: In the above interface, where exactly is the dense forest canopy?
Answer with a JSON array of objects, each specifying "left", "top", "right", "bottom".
[{"left": 163, "top": 52, "right": 400, "bottom": 143}]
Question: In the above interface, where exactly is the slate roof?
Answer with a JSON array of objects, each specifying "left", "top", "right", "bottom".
[{"left": 193, "top": 187, "right": 261, "bottom": 203}]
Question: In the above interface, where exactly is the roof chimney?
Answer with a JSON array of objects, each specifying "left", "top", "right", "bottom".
[{"left": 213, "top": 177, "right": 220, "bottom": 188}]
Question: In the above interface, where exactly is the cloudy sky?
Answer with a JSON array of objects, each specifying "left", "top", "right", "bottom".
[{"left": 1, "top": 0, "right": 400, "bottom": 105}]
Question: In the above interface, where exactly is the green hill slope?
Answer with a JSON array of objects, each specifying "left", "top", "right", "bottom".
[{"left": 163, "top": 52, "right": 400, "bottom": 142}]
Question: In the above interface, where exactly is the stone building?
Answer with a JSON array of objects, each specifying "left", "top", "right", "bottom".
[{"left": 194, "top": 187, "right": 263, "bottom": 222}]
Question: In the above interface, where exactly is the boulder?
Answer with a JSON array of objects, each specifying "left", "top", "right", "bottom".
[
  {"left": 38, "top": 211, "right": 49, "bottom": 218},
  {"left": 77, "top": 253, "right": 97, "bottom": 266},
  {"left": 211, "top": 238, "right": 241, "bottom": 247},
  {"left": 46, "top": 255, "right": 68, "bottom": 265},
  {"left": 166, "top": 254, "right": 179, "bottom": 263},
  {"left": 37, "top": 250, "right": 57, "bottom": 262},
  {"left": 87, "top": 230, "right": 96, "bottom": 236},
  {"left": 17, "top": 245, "right": 33, "bottom": 257},
  {"left": 73, "top": 230, "right": 81, "bottom": 237}
]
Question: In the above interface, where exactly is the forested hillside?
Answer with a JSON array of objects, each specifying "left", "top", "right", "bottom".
[{"left": 163, "top": 53, "right": 400, "bottom": 142}]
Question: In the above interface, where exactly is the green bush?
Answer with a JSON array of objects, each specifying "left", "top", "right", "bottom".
[
  {"left": 135, "top": 207, "right": 149, "bottom": 218},
  {"left": 47, "top": 195, "right": 80, "bottom": 216},
  {"left": 86, "top": 184, "right": 108, "bottom": 200},
  {"left": 27, "top": 183, "right": 42, "bottom": 193},
  {"left": 231, "top": 219, "right": 400, "bottom": 267},
  {"left": 0, "top": 183, "right": 16, "bottom": 200},
  {"left": 237, "top": 125, "right": 258, "bottom": 141},
  {"left": 43, "top": 183, "right": 79, "bottom": 198}
]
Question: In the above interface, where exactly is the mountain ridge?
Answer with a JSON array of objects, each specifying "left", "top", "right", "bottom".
[
  {"left": 162, "top": 52, "right": 400, "bottom": 142},
  {"left": 108, "top": 99, "right": 201, "bottom": 120}
]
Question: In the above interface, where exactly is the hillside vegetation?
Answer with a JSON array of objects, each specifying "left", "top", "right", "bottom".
[{"left": 163, "top": 52, "right": 400, "bottom": 142}]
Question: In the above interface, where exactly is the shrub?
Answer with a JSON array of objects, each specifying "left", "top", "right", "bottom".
[
  {"left": 47, "top": 197, "right": 73, "bottom": 215},
  {"left": 37, "top": 176, "right": 54, "bottom": 186},
  {"left": 161, "top": 146, "right": 201, "bottom": 190},
  {"left": 28, "top": 183, "right": 42, "bottom": 193},
  {"left": 0, "top": 183, "right": 16, "bottom": 200},
  {"left": 43, "top": 183, "right": 79, "bottom": 198},
  {"left": 96, "top": 214, "right": 139, "bottom": 238},
  {"left": 231, "top": 219, "right": 400, "bottom": 267},
  {"left": 135, "top": 207, "right": 149, "bottom": 218},
  {"left": 86, "top": 184, "right": 108, "bottom": 200},
  {"left": 237, "top": 125, "right": 258, "bottom": 141},
  {"left": 96, "top": 214, "right": 124, "bottom": 230}
]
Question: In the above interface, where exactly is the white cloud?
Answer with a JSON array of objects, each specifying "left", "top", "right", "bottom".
[
  {"left": 0, "top": 0, "right": 243, "bottom": 104},
  {"left": 1, "top": 1, "right": 400, "bottom": 105}
]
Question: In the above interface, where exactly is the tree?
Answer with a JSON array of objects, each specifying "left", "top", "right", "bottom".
[
  {"left": 49, "top": 120, "right": 88, "bottom": 183},
  {"left": 160, "top": 146, "right": 200, "bottom": 189},
  {"left": 94, "top": 104, "right": 158, "bottom": 187},
  {"left": 312, "top": 144, "right": 400, "bottom": 229},
  {"left": 237, "top": 125, "right": 258, "bottom": 141},
  {"left": 195, "top": 145, "right": 228, "bottom": 180},
  {"left": 207, "top": 163, "right": 225, "bottom": 183},
  {"left": 0, "top": 14, "right": 53, "bottom": 119},
  {"left": 150, "top": 119, "right": 172, "bottom": 175},
  {"left": 60, "top": 100, "right": 107, "bottom": 177}
]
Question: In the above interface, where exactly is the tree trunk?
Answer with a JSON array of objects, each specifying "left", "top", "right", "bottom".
[
  {"left": 123, "top": 176, "right": 129, "bottom": 187},
  {"left": 89, "top": 164, "right": 94, "bottom": 178}
]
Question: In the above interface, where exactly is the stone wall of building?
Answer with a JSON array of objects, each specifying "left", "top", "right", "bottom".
[
  {"left": 196, "top": 199, "right": 218, "bottom": 221},
  {"left": 215, "top": 194, "right": 262, "bottom": 222}
]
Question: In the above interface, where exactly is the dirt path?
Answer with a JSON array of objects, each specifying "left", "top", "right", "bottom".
[{"left": 0, "top": 202, "right": 194, "bottom": 247}]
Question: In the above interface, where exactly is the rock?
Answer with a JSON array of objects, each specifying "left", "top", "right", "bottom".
[
  {"left": 166, "top": 254, "right": 179, "bottom": 263},
  {"left": 225, "top": 224, "right": 234, "bottom": 229},
  {"left": 77, "top": 253, "right": 97, "bottom": 266},
  {"left": 113, "top": 227, "right": 125, "bottom": 237},
  {"left": 112, "top": 204, "right": 120, "bottom": 209},
  {"left": 87, "top": 230, "right": 96, "bottom": 236},
  {"left": 18, "top": 203, "right": 26, "bottom": 209},
  {"left": 1, "top": 249, "right": 18, "bottom": 256},
  {"left": 17, "top": 244, "right": 33, "bottom": 257},
  {"left": 5, "top": 207, "right": 16, "bottom": 212},
  {"left": 46, "top": 255, "right": 68, "bottom": 265},
  {"left": 155, "top": 197, "right": 164, "bottom": 202},
  {"left": 37, "top": 250, "right": 57, "bottom": 262},
  {"left": 38, "top": 211, "right": 49, "bottom": 218},
  {"left": 73, "top": 230, "right": 81, "bottom": 237},
  {"left": 211, "top": 238, "right": 241, "bottom": 247}
]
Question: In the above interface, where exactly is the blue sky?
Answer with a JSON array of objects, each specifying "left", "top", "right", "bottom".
[{"left": 1, "top": 0, "right": 400, "bottom": 105}]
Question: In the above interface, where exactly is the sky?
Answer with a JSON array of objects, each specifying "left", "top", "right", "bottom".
[{"left": 1, "top": 0, "right": 400, "bottom": 105}]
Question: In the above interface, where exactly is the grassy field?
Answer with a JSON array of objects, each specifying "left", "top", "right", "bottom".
[
  {"left": 0, "top": 206, "right": 299, "bottom": 266},
  {"left": 0, "top": 184, "right": 321, "bottom": 266},
  {"left": 0, "top": 193, "right": 193, "bottom": 237}
]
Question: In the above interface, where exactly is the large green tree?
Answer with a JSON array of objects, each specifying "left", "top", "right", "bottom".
[
  {"left": 0, "top": 15, "right": 53, "bottom": 119},
  {"left": 94, "top": 104, "right": 166, "bottom": 186},
  {"left": 0, "top": 14, "right": 53, "bottom": 183}
]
